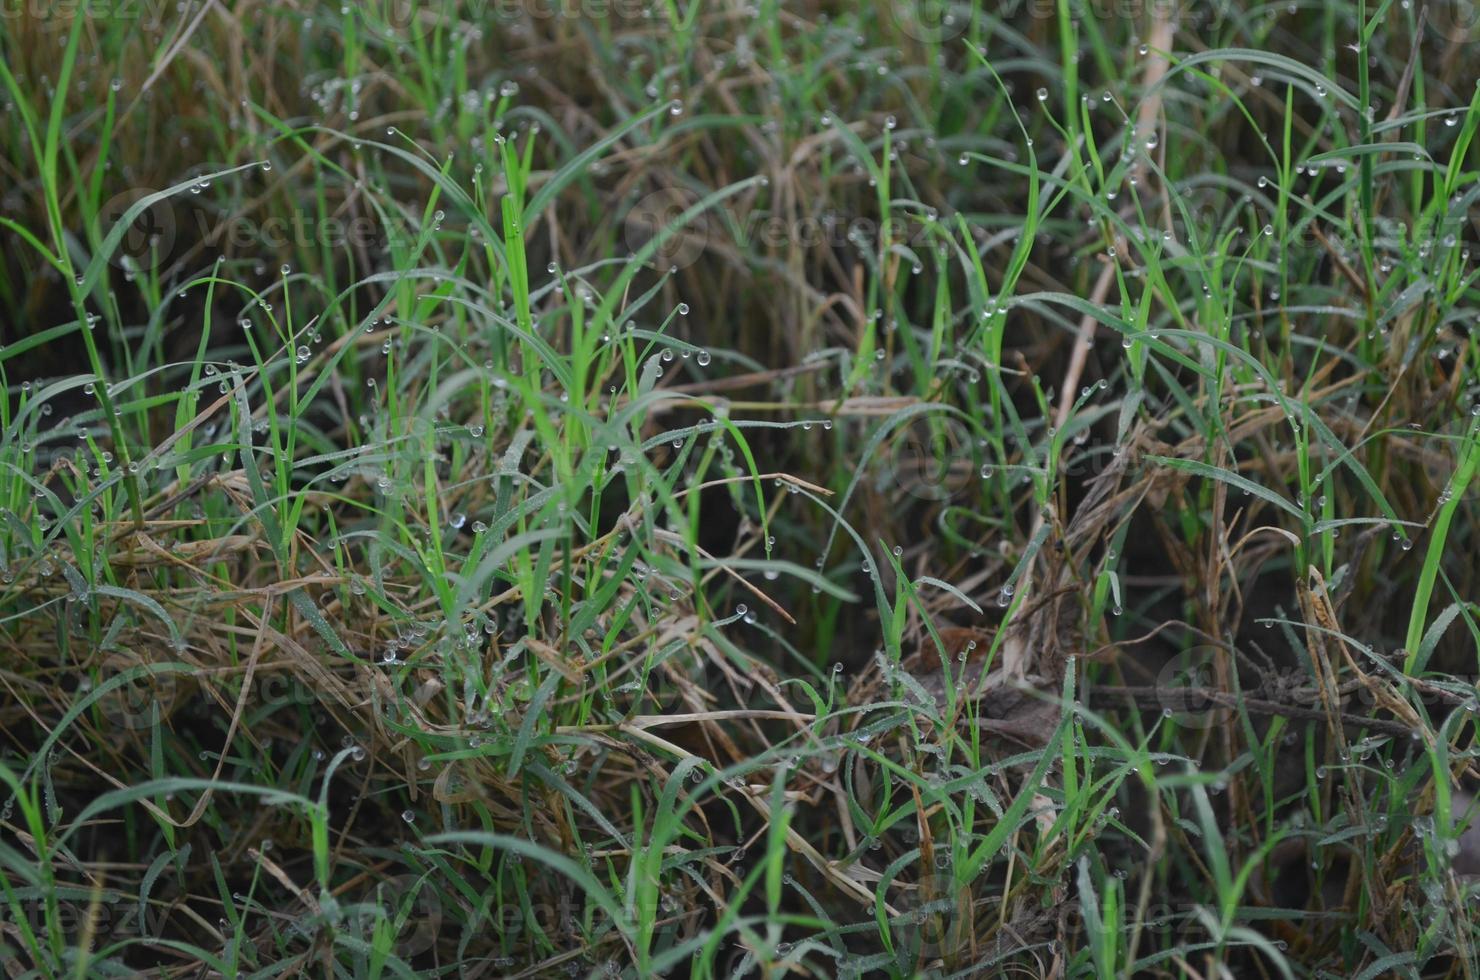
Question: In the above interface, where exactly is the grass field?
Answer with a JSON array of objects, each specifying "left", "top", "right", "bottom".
[{"left": 2, "top": 0, "right": 1480, "bottom": 976}]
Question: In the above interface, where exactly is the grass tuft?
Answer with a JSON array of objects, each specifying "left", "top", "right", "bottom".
[{"left": 2, "top": 0, "right": 1480, "bottom": 976}]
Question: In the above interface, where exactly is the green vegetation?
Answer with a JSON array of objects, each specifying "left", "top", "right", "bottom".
[{"left": 2, "top": 0, "right": 1479, "bottom": 975}]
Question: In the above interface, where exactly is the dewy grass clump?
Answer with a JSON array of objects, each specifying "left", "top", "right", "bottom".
[{"left": 1, "top": 0, "right": 1479, "bottom": 976}]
